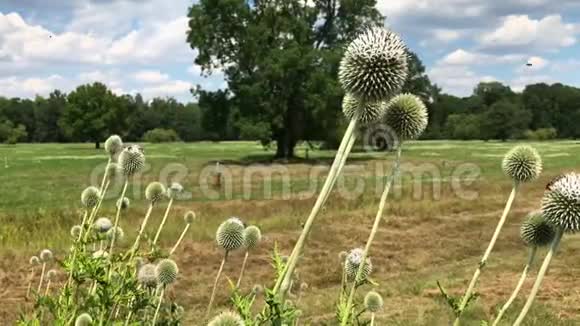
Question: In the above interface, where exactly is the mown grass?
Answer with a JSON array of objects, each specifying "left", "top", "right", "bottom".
[{"left": 1, "top": 140, "right": 579, "bottom": 324}]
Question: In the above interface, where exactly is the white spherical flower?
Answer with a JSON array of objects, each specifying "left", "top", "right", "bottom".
[
  {"left": 104, "top": 135, "right": 123, "bottom": 157},
  {"left": 542, "top": 173, "right": 580, "bottom": 233}
]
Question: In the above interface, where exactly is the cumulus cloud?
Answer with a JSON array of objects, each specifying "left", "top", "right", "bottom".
[
  {"left": 134, "top": 70, "right": 170, "bottom": 83},
  {"left": 440, "top": 49, "right": 525, "bottom": 66},
  {"left": 479, "top": 15, "right": 577, "bottom": 50},
  {"left": 428, "top": 64, "right": 498, "bottom": 96},
  {"left": 0, "top": 74, "right": 70, "bottom": 98}
]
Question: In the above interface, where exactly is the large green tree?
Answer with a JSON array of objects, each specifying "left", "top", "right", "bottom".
[
  {"left": 59, "top": 82, "right": 129, "bottom": 148},
  {"left": 187, "top": 0, "right": 383, "bottom": 158}
]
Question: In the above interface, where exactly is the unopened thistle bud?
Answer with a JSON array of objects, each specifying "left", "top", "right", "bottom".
[
  {"left": 167, "top": 182, "right": 183, "bottom": 200},
  {"left": 243, "top": 225, "right": 262, "bottom": 250},
  {"left": 208, "top": 311, "right": 245, "bottom": 326},
  {"left": 156, "top": 259, "right": 178, "bottom": 286},
  {"left": 40, "top": 249, "right": 53, "bottom": 262},
  {"left": 502, "top": 145, "right": 542, "bottom": 183},
  {"left": 364, "top": 291, "right": 384, "bottom": 313},
  {"left": 184, "top": 211, "right": 197, "bottom": 224},
  {"left": 384, "top": 93, "right": 428, "bottom": 141},
  {"left": 216, "top": 217, "right": 245, "bottom": 252},
  {"left": 146, "top": 182, "right": 166, "bottom": 204},
  {"left": 81, "top": 186, "right": 100, "bottom": 208},
  {"left": 104, "top": 135, "right": 123, "bottom": 157}
]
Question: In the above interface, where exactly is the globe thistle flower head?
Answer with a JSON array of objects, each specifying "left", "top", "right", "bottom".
[
  {"left": 184, "top": 211, "right": 197, "bottom": 224},
  {"left": 384, "top": 93, "right": 428, "bottom": 141},
  {"left": 339, "top": 27, "right": 408, "bottom": 102},
  {"left": 176, "top": 305, "right": 185, "bottom": 316},
  {"left": 74, "top": 313, "right": 93, "bottom": 326},
  {"left": 342, "top": 93, "right": 387, "bottom": 124},
  {"left": 94, "top": 217, "right": 113, "bottom": 233},
  {"left": 300, "top": 282, "right": 309, "bottom": 291},
  {"left": 520, "top": 210, "right": 556, "bottom": 247},
  {"left": 104, "top": 135, "right": 123, "bottom": 157},
  {"left": 138, "top": 263, "right": 157, "bottom": 287},
  {"left": 364, "top": 291, "right": 384, "bottom": 313},
  {"left": 116, "top": 197, "right": 130, "bottom": 210},
  {"left": 546, "top": 174, "right": 566, "bottom": 191},
  {"left": 542, "top": 173, "right": 580, "bottom": 233},
  {"left": 46, "top": 269, "right": 57, "bottom": 280},
  {"left": 243, "top": 226, "right": 262, "bottom": 250},
  {"left": 344, "top": 248, "right": 373, "bottom": 284},
  {"left": 208, "top": 311, "right": 245, "bottom": 326},
  {"left": 146, "top": 182, "right": 166, "bottom": 204},
  {"left": 92, "top": 250, "right": 109, "bottom": 259},
  {"left": 81, "top": 186, "right": 100, "bottom": 208},
  {"left": 167, "top": 182, "right": 184, "bottom": 200},
  {"left": 155, "top": 259, "right": 179, "bottom": 286},
  {"left": 106, "top": 162, "right": 120, "bottom": 181},
  {"left": 216, "top": 217, "right": 245, "bottom": 252},
  {"left": 70, "top": 225, "right": 82, "bottom": 239},
  {"left": 40, "top": 249, "right": 53, "bottom": 262},
  {"left": 502, "top": 145, "right": 542, "bottom": 183},
  {"left": 106, "top": 226, "right": 124, "bottom": 242},
  {"left": 118, "top": 146, "right": 145, "bottom": 177},
  {"left": 29, "top": 256, "right": 40, "bottom": 266}
]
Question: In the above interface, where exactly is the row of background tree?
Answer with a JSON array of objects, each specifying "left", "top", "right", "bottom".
[{"left": 0, "top": 79, "right": 577, "bottom": 147}]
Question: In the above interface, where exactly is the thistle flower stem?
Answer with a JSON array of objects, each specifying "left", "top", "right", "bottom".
[
  {"left": 152, "top": 287, "right": 165, "bottom": 325},
  {"left": 491, "top": 246, "right": 537, "bottom": 326},
  {"left": 513, "top": 229, "right": 563, "bottom": 326},
  {"left": 26, "top": 268, "right": 35, "bottom": 299},
  {"left": 341, "top": 146, "right": 403, "bottom": 326},
  {"left": 37, "top": 263, "right": 46, "bottom": 293},
  {"left": 169, "top": 223, "right": 190, "bottom": 256},
  {"left": 84, "top": 180, "right": 111, "bottom": 239},
  {"left": 274, "top": 118, "right": 358, "bottom": 296},
  {"left": 44, "top": 280, "right": 51, "bottom": 296},
  {"left": 129, "top": 203, "right": 154, "bottom": 258},
  {"left": 206, "top": 252, "right": 228, "bottom": 319},
  {"left": 453, "top": 184, "right": 519, "bottom": 326},
  {"left": 236, "top": 251, "right": 249, "bottom": 288},
  {"left": 370, "top": 313, "right": 375, "bottom": 326},
  {"left": 152, "top": 198, "right": 174, "bottom": 246},
  {"left": 107, "top": 180, "right": 129, "bottom": 281}
]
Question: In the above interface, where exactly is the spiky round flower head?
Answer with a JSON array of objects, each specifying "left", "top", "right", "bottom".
[
  {"left": 167, "top": 182, "right": 183, "bottom": 199},
  {"left": 92, "top": 250, "right": 109, "bottom": 259},
  {"left": 81, "top": 186, "right": 100, "bottom": 209},
  {"left": 184, "top": 211, "right": 197, "bottom": 224},
  {"left": 300, "top": 282, "right": 308, "bottom": 291},
  {"left": 520, "top": 210, "right": 556, "bottom": 247},
  {"left": 106, "top": 226, "right": 124, "bottom": 242},
  {"left": 40, "top": 249, "right": 53, "bottom": 262},
  {"left": 344, "top": 248, "right": 373, "bottom": 284},
  {"left": 339, "top": 27, "right": 408, "bottom": 102},
  {"left": 342, "top": 93, "right": 387, "bottom": 123},
  {"left": 208, "top": 311, "right": 245, "bottom": 326},
  {"left": 106, "top": 162, "right": 120, "bottom": 181},
  {"left": 70, "top": 225, "right": 82, "bottom": 239},
  {"left": 29, "top": 256, "right": 40, "bottom": 266},
  {"left": 502, "top": 145, "right": 542, "bottom": 183},
  {"left": 94, "top": 217, "right": 112, "bottom": 233},
  {"left": 243, "top": 226, "right": 262, "bottom": 250},
  {"left": 104, "top": 135, "right": 123, "bottom": 157},
  {"left": 216, "top": 217, "right": 245, "bottom": 252},
  {"left": 116, "top": 197, "right": 130, "bottom": 210},
  {"left": 155, "top": 259, "right": 179, "bottom": 286},
  {"left": 145, "top": 182, "right": 166, "bottom": 204},
  {"left": 542, "top": 173, "right": 580, "bottom": 233},
  {"left": 74, "top": 313, "right": 93, "bottom": 326},
  {"left": 118, "top": 146, "right": 145, "bottom": 177},
  {"left": 46, "top": 269, "right": 57, "bottom": 281},
  {"left": 384, "top": 93, "right": 428, "bottom": 141},
  {"left": 364, "top": 291, "right": 384, "bottom": 313},
  {"left": 138, "top": 263, "right": 157, "bottom": 287}
]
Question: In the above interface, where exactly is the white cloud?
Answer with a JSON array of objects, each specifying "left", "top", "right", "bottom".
[
  {"left": 0, "top": 74, "right": 70, "bottom": 98},
  {"left": 480, "top": 15, "right": 577, "bottom": 50},
  {"left": 134, "top": 70, "right": 170, "bottom": 83},
  {"left": 139, "top": 80, "right": 192, "bottom": 99},
  {"left": 428, "top": 64, "right": 498, "bottom": 96},
  {"left": 509, "top": 74, "right": 557, "bottom": 92},
  {"left": 440, "top": 49, "right": 525, "bottom": 66}
]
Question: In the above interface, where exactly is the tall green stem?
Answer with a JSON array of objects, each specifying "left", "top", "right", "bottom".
[
  {"left": 513, "top": 229, "right": 563, "bottom": 326},
  {"left": 236, "top": 251, "right": 249, "bottom": 288},
  {"left": 152, "top": 287, "right": 165, "bottom": 325},
  {"left": 491, "top": 246, "right": 537, "bottom": 326},
  {"left": 152, "top": 198, "right": 174, "bottom": 246},
  {"left": 206, "top": 252, "right": 228, "bottom": 319},
  {"left": 107, "top": 180, "right": 129, "bottom": 280},
  {"left": 370, "top": 313, "right": 375, "bottom": 326},
  {"left": 453, "top": 184, "right": 519, "bottom": 326},
  {"left": 341, "top": 146, "right": 402, "bottom": 326},
  {"left": 274, "top": 118, "right": 358, "bottom": 296},
  {"left": 129, "top": 204, "right": 154, "bottom": 257},
  {"left": 169, "top": 224, "right": 190, "bottom": 256},
  {"left": 37, "top": 263, "right": 46, "bottom": 293},
  {"left": 26, "top": 268, "right": 35, "bottom": 299}
]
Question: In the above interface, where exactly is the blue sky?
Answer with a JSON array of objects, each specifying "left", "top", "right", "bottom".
[{"left": 1, "top": 0, "right": 580, "bottom": 102}]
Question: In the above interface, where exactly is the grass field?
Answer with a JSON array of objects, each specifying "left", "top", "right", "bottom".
[{"left": 1, "top": 140, "right": 580, "bottom": 325}]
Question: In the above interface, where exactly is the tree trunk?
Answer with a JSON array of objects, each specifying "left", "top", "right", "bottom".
[
  {"left": 95, "top": 141, "right": 100, "bottom": 149},
  {"left": 274, "top": 135, "right": 296, "bottom": 159}
]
